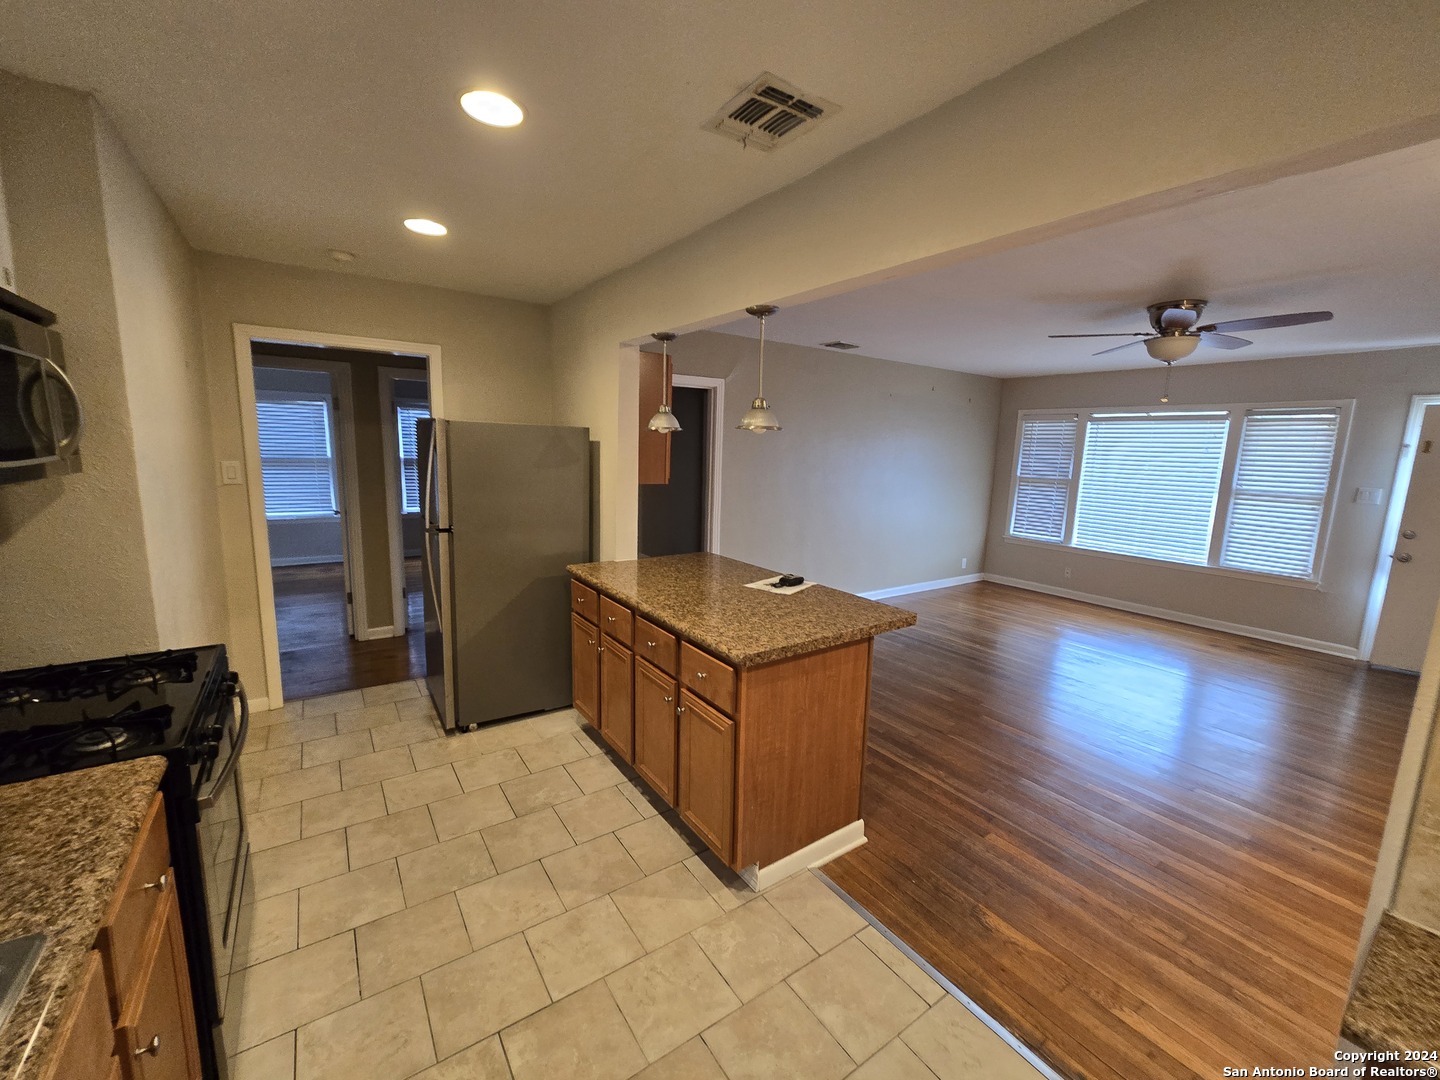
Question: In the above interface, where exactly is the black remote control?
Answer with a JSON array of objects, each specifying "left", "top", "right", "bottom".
[{"left": 774, "top": 574, "right": 805, "bottom": 588}]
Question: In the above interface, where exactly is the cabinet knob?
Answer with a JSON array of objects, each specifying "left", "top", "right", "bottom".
[
  {"left": 646, "top": 640, "right": 656, "bottom": 648},
  {"left": 606, "top": 616, "right": 616, "bottom": 622},
  {"left": 134, "top": 1035, "right": 161, "bottom": 1058},
  {"left": 587, "top": 639, "right": 596, "bottom": 647},
  {"left": 676, "top": 705, "right": 686, "bottom": 715},
  {"left": 663, "top": 696, "right": 673, "bottom": 703},
  {"left": 143, "top": 873, "right": 169, "bottom": 892},
  {"left": 695, "top": 671, "right": 707, "bottom": 679}
]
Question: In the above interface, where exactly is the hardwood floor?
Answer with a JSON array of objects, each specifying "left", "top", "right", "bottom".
[
  {"left": 272, "top": 559, "right": 425, "bottom": 698},
  {"left": 825, "top": 582, "right": 1415, "bottom": 1080}
]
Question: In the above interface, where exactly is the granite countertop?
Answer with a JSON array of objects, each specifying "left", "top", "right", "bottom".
[
  {"left": 1342, "top": 911, "right": 1440, "bottom": 1052},
  {"left": 0, "top": 758, "right": 167, "bottom": 1080},
  {"left": 567, "top": 552, "right": 917, "bottom": 666}
]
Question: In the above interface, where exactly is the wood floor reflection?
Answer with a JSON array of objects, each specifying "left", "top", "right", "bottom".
[
  {"left": 272, "top": 559, "right": 425, "bottom": 698},
  {"left": 825, "top": 582, "right": 1415, "bottom": 1080}
]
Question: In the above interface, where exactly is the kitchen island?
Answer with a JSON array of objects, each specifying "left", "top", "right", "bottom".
[{"left": 567, "top": 552, "right": 915, "bottom": 888}]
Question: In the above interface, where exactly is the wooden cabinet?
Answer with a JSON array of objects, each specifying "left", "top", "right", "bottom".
[
  {"left": 638, "top": 349, "right": 672, "bottom": 485},
  {"left": 677, "top": 690, "right": 735, "bottom": 863},
  {"left": 599, "top": 638, "right": 634, "bottom": 761},
  {"left": 116, "top": 889, "right": 200, "bottom": 1080},
  {"left": 571, "top": 612, "right": 600, "bottom": 726},
  {"left": 679, "top": 642, "right": 737, "bottom": 715},
  {"left": 43, "top": 792, "right": 201, "bottom": 1080},
  {"left": 634, "top": 616, "right": 677, "bottom": 676},
  {"left": 599, "top": 595, "right": 634, "bottom": 646},
  {"left": 634, "top": 659, "right": 679, "bottom": 802}
]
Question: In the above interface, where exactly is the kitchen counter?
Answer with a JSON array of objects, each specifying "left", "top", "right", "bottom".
[
  {"left": 0, "top": 757, "right": 167, "bottom": 1080},
  {"left": 1342, "top": 911, "right": 1440, "bottom": 1052},
  {"left": 566, "top": 552, "right": 916, "bottom": 667}
]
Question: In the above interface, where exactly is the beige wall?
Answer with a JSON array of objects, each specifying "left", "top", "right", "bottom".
[
  {"left": 195, "top": 252, "right": 552, "bottom": 697},
  {"left": 671, "top": 332, "right": 998, "bottom": 593},
  {"left": 982, "top": 347, "right": 1440, "bottom": 653},
  {"left": 549, "top": 0, "right": 1440, "bottom": 568},
  {"left": 93, "top": 108, "right": 228, "bottom": 651},
  {"left": 0, "top": 73, "right": 160, "bottom": 666}
]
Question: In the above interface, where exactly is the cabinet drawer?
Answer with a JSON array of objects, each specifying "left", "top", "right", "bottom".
[
  {"left": 570, "top": 580, "right": 598, "bottom": 621},
  {"left": 599, "top": 595, "right": 633, "bottom": 646},
  {"left": 39, "top": 951, "right": 115, "bottom": 1080},
  {"left": 97, "top": 793, "right": 170, "bottom": 1014},
  {"left": 633, "top": 616, "right": 677, "bottom": 676},
  {"left": 680, "top": 643, "right": 737, "bottom": 715}
]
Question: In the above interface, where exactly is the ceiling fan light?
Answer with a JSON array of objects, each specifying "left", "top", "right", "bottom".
[
  {"left": 648, "top": 404, "right": 681, "bottom": 433},
  {"left": 738, "top": 398, "right": 781, "bottom": 432},
  {"left": 1145, "top": 334, "right": 1200, "bottom": 362}
]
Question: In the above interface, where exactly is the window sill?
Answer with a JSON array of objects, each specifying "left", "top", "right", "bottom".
[
  {"left": 1001, "top": 535, "right": 1323, "bottom": 591},
  {"left": 265, "top": 513, "right": 341, "bottom": 522}
]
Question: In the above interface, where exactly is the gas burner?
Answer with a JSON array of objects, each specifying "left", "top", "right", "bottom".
[
  {"left": 66, "top": 726, "right": 138, "bottom": 755},
  {"left": 0, "top": 649, "right": 198, "bottom": 705}
]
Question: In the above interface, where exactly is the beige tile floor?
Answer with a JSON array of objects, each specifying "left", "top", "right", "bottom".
[{"left": 228, "top": 679, "right": 1048, "bottom": 1080}]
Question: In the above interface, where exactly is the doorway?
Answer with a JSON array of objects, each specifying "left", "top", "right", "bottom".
[
  {"left": 1370, "top": 398, "right": 1440, "bottom": 671},
  {"left": 639, "top": 386, "right": 710, "bottom": 556}
]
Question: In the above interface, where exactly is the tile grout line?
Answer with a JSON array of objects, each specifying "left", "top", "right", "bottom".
[{"left": 814, "top": 869, "right": 1066, "bottom": 1080}]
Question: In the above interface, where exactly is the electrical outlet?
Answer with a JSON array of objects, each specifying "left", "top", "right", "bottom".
[
  {"left": 1354, "top": 486, "right": 1384, "bottom": 505},
  {"left": 961, "top": 557, "right": 968, "bottom": 570},
  {"left": 220, "top": 460, "right": 243, "bottom": 485},
  {"left": 1064, "top": 566, "right": 1072, "bottom": 580}
]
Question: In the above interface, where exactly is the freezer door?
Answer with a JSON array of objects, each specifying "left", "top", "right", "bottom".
[
  {"left": 419, "top": 419, "right": 455, "bottom": 727},
  {"left": 446, "top": 422, "right": 591, "bottom": 727}
]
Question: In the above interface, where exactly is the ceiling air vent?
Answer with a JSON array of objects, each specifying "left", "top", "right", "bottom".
[
  {"left": 821, "top": 340, "right": 860, "bottom": 350},
  {"left": 705, "top": 73, "right": 838, "bottom": 151}
]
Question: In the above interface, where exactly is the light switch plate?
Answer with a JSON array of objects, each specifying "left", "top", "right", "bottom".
[
  {"left": 220, "top": 460, "right": 243, "bottom": 485},
  {"left": 1354, "top": 486, "right": 1383, "bottom": 505}
]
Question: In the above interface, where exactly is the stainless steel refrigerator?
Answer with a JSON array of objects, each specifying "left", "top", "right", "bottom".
[{"left": 419, "top": 419, "right": 591, "bottom": 731}]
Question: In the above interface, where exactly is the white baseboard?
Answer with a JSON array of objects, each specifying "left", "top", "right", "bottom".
[
  {"left": 983, "top": 574, "right": 1360, "bottom": 659},
  {"left": 860, "top": 574, "right": 983, "bottom": 600},
  {"left": 354, "top": 624, "right": 396, "bottom": 642},
  {"left": 740, "top": 819, "right": 867, "bottom": 891}
]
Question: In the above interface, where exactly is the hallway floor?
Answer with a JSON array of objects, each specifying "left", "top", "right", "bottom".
[
  {"left": 232, "top": 682, "right": 1047, "bottom": 1080},
  {"left": 272, "top": 560, "right": 425, "bottom": 698}
]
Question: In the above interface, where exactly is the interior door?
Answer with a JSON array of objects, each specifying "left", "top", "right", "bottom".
[
  {"left": 1372, "top": 406, "right": 1440, "bottom": 671},
  {"left": 324, "top": 378, "right": 356, "bottom": 638}
]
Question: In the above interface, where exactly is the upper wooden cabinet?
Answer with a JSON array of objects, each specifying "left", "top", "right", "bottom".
[{"left": 638, "top": 349, "right": 672, "bottom": 485}]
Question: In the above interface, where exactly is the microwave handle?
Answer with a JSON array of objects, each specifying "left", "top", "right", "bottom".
[
  {"left": 197, "top": 679, "right": 249, "bottom": 811},
  {"left": 42, "top": 357, "right": 84, "bottom": 456}
]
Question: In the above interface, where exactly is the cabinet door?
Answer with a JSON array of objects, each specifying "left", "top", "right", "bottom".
[
  {"left": 571, "top": 613, "right": 600, "bottom": 727},
  {"left": 638, "top": 349, "right": 672, "bottom": 485},
  {"left": 118, "top": 887, "right": 201, "bottom": 1080},
  {"left": 677, "top": 690, "right": 735, "bottom": 865},
  {"left": 634, "top": 659, "right": 679, "bottom": 802},
  {"left": 39, "top": 951, "right": 116, "bottom": 1080},
  {"left": 600, "top": 639, "right": 635, "bottom": 762}
]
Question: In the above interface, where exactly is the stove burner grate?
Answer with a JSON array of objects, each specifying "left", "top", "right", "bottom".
[{"left": 65, "top": 726, "right": 140, "bottom": 755}]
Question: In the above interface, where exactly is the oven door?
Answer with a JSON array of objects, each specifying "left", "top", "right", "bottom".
[{"left": 194, "top": 678, "right": 250, "bottom": 1021}]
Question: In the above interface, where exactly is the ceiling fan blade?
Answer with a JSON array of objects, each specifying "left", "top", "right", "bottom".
[
  {"left": 1197, "top": 311, "right": 1333, "bottom": 334},
  {"left": 1199, "top": 332, "right": 1252, "bottom": 350},
  {"left": 1092, "top": 339, "right": 1148, "bottom": 356},
  {"left": 1048, "top": 333, "right": 1151, "bottom": 339}
]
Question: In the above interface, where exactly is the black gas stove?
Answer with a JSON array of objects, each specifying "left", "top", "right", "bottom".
[{"left": 0, "top": 645, "right": 247, "bottom": 1080}]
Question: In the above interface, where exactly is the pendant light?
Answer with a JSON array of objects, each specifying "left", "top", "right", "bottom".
[
  {"left": 646, "top": 332, "right": 681, "bottom": 433},
  {"left": 737, "top": 304, "right": 781, "bottom": 432}
]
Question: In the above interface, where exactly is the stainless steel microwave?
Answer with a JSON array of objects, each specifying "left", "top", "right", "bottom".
[{"left": 0, "top": 292, "right": 81, "bottom": 473}]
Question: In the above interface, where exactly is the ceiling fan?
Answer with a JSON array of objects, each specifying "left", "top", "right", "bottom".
[{"left": 1050, "top": 299, "right": 1333, "bottom": 362}]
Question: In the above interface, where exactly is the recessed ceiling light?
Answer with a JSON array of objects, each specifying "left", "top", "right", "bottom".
[
  {"left": 404, "top": 218, "right": 448, "bottom": 237},
  {"left": 327, "top": 249, "right": 357, "bottom": 262},
  {"left": 459, "top": 90, "right": 524, "bottom": 128}
]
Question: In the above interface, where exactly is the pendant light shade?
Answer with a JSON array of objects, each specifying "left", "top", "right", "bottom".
[
  {"left": 737, "top": 304, "right": 781, "bottom": 432},
  {"left": 646, "top": 332, "right": 682, "bottom": 433}
]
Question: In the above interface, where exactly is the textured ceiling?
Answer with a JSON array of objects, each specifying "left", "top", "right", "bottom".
[
  {"left": 0, "top": 0, "right": 1142, "bottom": 302},
  {"left": 710, "top": 138, "right": 1440, "bottom": 376}
]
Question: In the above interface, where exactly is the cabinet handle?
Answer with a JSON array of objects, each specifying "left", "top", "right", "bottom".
[
  {"left": 134, "top": 1035, "right": 161, "bottom": 1057},
  {"left": 143, "top": 873, "right": 169, "bottom": 892},
  {"left": 663, "top": 696, "right": 673, "bottom": 703},
  {"left": 676, "top": 705, "right": 686, "bottom": 715},
  {"left": 598, "top": 645, "right": 605, "bottom": 653},
  {"left": 695, "top": 671, "right": 708, "bottom": 679},
  {"left": 606, "top": 616, "right": 616, "bottom": 622},
  {"left": 646, "top": 640, "right": 656, "bottom": 648}
]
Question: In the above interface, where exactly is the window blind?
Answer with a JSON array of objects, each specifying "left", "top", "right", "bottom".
[
  {"left": 256, "top": 397, "right": 337, "bottom": 518},
  {"left": 1072, "top": 414, "right": 1229, "bottom": 565},
  {"left": 1219, "top": 409, "right": 1339, "bottom": 578},
  {"left": 396, "top": 403, "right": 430, "bottom": 514},
  {"left": 1010, "top": 415, "right": 1077, "bottom": 542}
]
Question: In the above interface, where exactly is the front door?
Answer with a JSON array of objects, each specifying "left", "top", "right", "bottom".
[{"left": 1372, "top": 405, "right": 1440, "bottom": 671}]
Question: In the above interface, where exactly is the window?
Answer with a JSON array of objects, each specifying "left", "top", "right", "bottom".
[
  {"left": 396, "top": 403, "right": 430, "bottom": 514},
  {"left": 256, "top": 394, "right": 337, "bottom": 518},
  {"left": 1007, "top": 402, "right": 1346, "bottom": 582}
]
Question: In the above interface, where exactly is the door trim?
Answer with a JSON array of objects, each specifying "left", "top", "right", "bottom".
[
  {"left": 377, "top": 366, "right": 428, "bottom": 635},
  {"left": 672, "top": 375, "right": 725, "bottom": 552},
  {"left": 1359, "top": 392, "right": 1440, "bottom": 661},
  {"left": 230, "top": 323, "right": 444, "bottom": 707}
]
